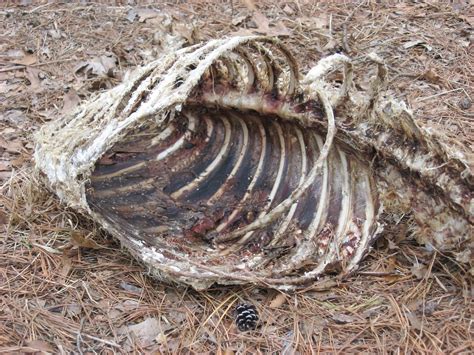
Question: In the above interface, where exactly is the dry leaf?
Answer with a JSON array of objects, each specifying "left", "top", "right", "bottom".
[
  {"left": 156, "top": 332, "right": 167, "bottom": 345},
  {"left": 32, "top": 243, "right": 61, "bottom": 255},
  {"left": 47, "top": 29, "right": 61, "bottom": 39},
  {"left": 174, "top": 23, "right": 196, "bottom": 44},
  {"left": 314, "top": 15, "right": 329, "bottom": 29},
  {"left": 0, "top": 160, "right": 11, "bottom": 171},
  {"left": 388, "top": 239, "right": 399, "bottom": 250},
  {"left": 2, "top": 110, "right": 28, "bottom": 127},
  {"left": 405, "top": 310, "right": 422, "bottom": 330},
  {"left": 66, "top": 303, "right": 82, "bottom": 317},
  {"left": 15, "top": 54, "right": 37, "bottom": 66},
  {"left": 410, "top": 263, "right": 428, "bottom": 280},
  {"left": 60, "top": 256, "right": 72, "bottom": 279},
  {"left": 118, "top": 317, "right": 165, "bottom": 348},
  {"left": 75, "top": 55, "right": 117, "bottom": 78},
  {"left": 0, "top": 136, "right": 23, "bottom": 153},
  {"left": 114, "top": 299, "right": 140, "bottom": 312},
  {"left": 242, "top": 0, "right": 257, "bottom": 11},
  {"left": 24, "top": 339, "right": 54, "bottom": 353},
  {"left": 283, "top": 4, "right": 294, "bottom": 16},
  {"left": 253, "top": 12, "right": 270, "bottom": 33},
  {"left": 127, "top": 8, "right": 161, "bottom": 22},
  {"left": 25, "top": 67, "right": 42, "bottom": 91},
  {"left": 62, "top": 89, "right": 81, "bottom": 114},
  {"left": 120, "top": 281, "right": 143, "bottom": 294},
  {"left": 0, "top": 209, "right": 8, "bottom": 226},
  {"left": 70, "top": 230, "right": 101, "bottom": 249},
  {"left": 0, "top": 171, "right": 12, "bottom": 181},
  {"left": 5, "top": 49, "right": 26, "bottom": 59},
  {"left": 269, "top": 293, "right": 287, "bottom": 308},
  {"left": 458, "top": 97, "right": 472, "bottom": 110},
  {"left": 421, "top": 69, "right": 442, "bottom": 85},
  {"left": 332, "top": 313, "right": 358, "bottom": 324},
  {"left": 310, "top": 278, "right": 338, "bottom": 291},
  {"left": 403, "top": 40, "right": 433, "bottom": 51},
  {"left": 460, "top": 15, "right": 474, "bottom": 26},
  {"left": 232, "top": 15, "right": 248, "bottom": 26}
]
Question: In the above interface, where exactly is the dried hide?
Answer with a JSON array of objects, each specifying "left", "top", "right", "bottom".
[{"left": 34, "top": 37, "right": 472, "bottom": 290}]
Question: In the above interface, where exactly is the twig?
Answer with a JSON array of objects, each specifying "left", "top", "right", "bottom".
[
  {"left": 0, "top": 58, "right": 78, "bottom": 73},
  {"left": 76, "top": 318, "right": 85, "bottom": 355},
  {"left": 342, "top": 3, "right": 364, "bottom": 54},
  {"left": 416, "top": 88, "right": 463, "bottom": 102},
  {"left": 358, "top": 271, "right": 401, "bottom": 276},
  {"left": 81, "top": 334, "right": 121, "bottom": 348}
]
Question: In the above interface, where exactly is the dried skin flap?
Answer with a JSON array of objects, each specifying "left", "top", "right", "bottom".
[{"left": 35, "top": 37, "right": 473, "bottom": 289}]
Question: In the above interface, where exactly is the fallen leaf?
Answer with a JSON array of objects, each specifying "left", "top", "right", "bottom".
[
  {"left": 62, "top": 89, "right": 81, "bottom": 114},
  {"left": 403, "top": 40, "right": 432, "bottom": 51},
  {"left": 232, "top": 15, "right": 248, "bottom": 26},
  {"left": 127, "top": 8, "right": 161, "bottom": 23},
  {"left": 5, "top": 49, "right": 26, "bottom": 59},
  {"left": 24, "top": 340, "right": 54, "bottom": 352},
  {"left": 32, "top": 243, "right": 61, "bottom": 254},
  {"left": 332, "top": 313, "right": 358, "bottom": 324},
  {"left": 283, "top": 4, "right": 294, "bottom": 16},
  {"left": 233, "top": 4, "right": 291, "bottom": 37},
  {"left": 0, "top": 171, "right": 12, "bottom": 181},
  {"left": 114, "top": 299, "right": 140, "bottom": 312},
  {"left": 460, "top": 15, "right": 474, "bottom": 26},
  {"left": 70, "top": 230, "right": 101, "bottom": 249},
  {"left": 173, "top": 23, "right": 196, "bottom": 45},
  {"left": 118, "top": 317, "right": 165, "bottom": 348},
  {"left": 0, "top": 209, "right": 8, "bottom": 226},
  {"left": 156, "top": 332, "right": 167, "bottom": 345},
  {"left": 309, "top": 278, "right": 338, "bottom": 291},
  {"left": 25, "top": 67, "right": 42, "bottom": 91},
  {"left": 1, "top": 110, "right": 28, "bottom": 128},
  {"left": 15, "top": 54, "right": 37, "bottom": 66},
  {"left": 60, "top": 256, "right": 72, "bottom": 279},
  {"left": 0, "top": 136, "right": 23, "bottom": 153},
  {"left": 297, "top": 16, "right": 328, "bottom": 31},
  {"left": 120, "top": 281, "right": 143, "bottom": 294},
  {"left": 242, "top": 0, "right": 257, "bottom": 11},
  {"left": 405, "top": 310, "right": 422, "bottom": 330},
  {"left": 458, "top": 97, "right": 472, "bottom": 110},
  {"left": 387, "top": 239, "right": 399, "bottom": 250},
  {"left": 269, "top": 293, "right": 287, "bottom": 308},
  {"left": 421, "top": 69, "right": 442, "bottom": 85},
  {"left": 0, "top": 160, "right": 11, "bottom": 171},
  {"left": 323, "top": 38, "right": 339, "bottom": 51},
  {"left": 253, "top": 11, "right": 270, "bottom": 33},
  {"left": 47, "top": 29, "right": 61, "bottom": 39},
  {"left": 0, "top": 82, "right": 13, "bottom": 94},
  {"left": 314, "top": 14, "right": 329, "bottom": 29},
  {"left": 410, "top": 263, "right": 428, "bottom": 280},
  {"left": 75, "top": 54, "right": 117, "bottom": 78},
  {"left": 66, "top": 303, "right": 82, "bottom": 317}
]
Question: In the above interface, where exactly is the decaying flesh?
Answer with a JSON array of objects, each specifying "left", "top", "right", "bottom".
[{"left": 34, "top": 37, "right": 472, "bottom": 290}]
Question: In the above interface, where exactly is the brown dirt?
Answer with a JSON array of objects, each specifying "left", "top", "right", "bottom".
[{"left": 1, "top": 1, "right": 472, "bottom": 353}]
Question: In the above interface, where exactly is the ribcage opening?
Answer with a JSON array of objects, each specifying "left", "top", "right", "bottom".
[{"left": 86, "top": 106, "right": 379, "bottom": 281}]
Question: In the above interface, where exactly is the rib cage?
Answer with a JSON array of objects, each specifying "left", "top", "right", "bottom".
[
  {"left": 87, "top": 107, "right": 378, "bottom": 282},
  {"left": 34, "top": 36, "right": 472, "bottom": 290}
]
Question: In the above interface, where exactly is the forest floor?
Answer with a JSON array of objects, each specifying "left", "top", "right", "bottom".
[{"left": 0, "top": 1, "right": 473, "bottom": 353}]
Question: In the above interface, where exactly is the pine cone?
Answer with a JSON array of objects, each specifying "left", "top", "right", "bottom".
[{"left": 235, "top": 303, "right": 259, "bottom": 331}]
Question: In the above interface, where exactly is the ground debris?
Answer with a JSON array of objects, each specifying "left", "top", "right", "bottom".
[{"left": 0, "top": 1, "right": 472, "bottom": 353}]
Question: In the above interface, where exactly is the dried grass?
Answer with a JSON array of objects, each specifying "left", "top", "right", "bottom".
[{"left": 0, "top": 1, "right": 472, "bottom": 353}]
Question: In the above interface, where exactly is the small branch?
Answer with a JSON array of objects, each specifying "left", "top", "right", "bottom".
[{"left": 342, "top": 2, "right": 364, "bottom": 54}]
